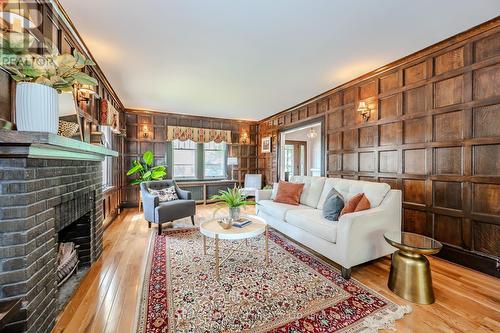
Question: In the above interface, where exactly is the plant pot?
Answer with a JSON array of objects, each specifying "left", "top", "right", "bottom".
[
  {"left": 15, "top": 82, "right": 59, "bottom": 133},
  {"left": 229, "top": 207, "right": 241, "bottom": 221}
]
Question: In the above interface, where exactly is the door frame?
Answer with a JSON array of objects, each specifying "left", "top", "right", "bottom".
[{"left": 277, "top": 116, "right": 326, "bottom": 181}]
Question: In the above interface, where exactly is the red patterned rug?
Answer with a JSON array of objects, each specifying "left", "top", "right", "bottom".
[{"left": 137, "top": 228, "right": 411, "bottom": 333}]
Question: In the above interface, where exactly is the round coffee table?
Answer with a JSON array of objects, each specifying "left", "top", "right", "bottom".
[
  {"left": 200, "top": 215, "right": 268, "bottom": 280},
  {"left": 384, "top": 231, "right": 442, "bottom": 304}
]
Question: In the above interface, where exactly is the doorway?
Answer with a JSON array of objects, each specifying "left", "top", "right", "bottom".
[{"left": 279, "top": 120, "right": 324, "bottom": 180}]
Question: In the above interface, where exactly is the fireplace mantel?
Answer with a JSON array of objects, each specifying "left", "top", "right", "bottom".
[{"left": 0, "top": 130, "right": 118, "bottom": 161}]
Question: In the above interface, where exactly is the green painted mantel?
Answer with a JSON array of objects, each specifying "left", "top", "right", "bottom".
[{"left": 0, "top": 130, "right": 118, "bottom": 161}]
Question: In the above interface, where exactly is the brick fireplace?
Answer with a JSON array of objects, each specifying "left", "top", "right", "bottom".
[{"left": 0, "top": 131, "right": 117, "bottom": 333}]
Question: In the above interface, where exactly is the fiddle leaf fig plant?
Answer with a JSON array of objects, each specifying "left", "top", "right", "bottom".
[
  {"left": 126, "top": 151, "right": 166, "bottom": 185},
  {"left": 0, "top": 32, "right": 98, "bottom": 93}
]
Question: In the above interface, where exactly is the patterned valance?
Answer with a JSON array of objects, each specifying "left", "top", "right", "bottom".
[{"left": 167, "top": 126, "right": 232, "bottom": 143}]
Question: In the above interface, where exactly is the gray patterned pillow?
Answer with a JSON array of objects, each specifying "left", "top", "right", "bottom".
[
  {"left": 322, "top": 188, "right": 344, "bottom": 221},
  {"left": 148, "top": 186, "right": 178, "bottom": 202}
]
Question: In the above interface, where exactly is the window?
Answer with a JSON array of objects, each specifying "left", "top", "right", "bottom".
[
  {"left": 172, "top": 139, "right": 197, "bottom": 179},
  {"left": 204, "top": 141, "right": 226, "bottom": 178},
  {"left": 101, "top": 126, "right": 113, "bottom": 188}
]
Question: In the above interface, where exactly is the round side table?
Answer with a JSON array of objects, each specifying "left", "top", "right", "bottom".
[{"left": 384, "top": 231, "right": 442, "bottom": 304}]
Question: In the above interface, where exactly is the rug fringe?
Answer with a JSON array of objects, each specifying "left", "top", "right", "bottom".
[{"left": 359, "top": 304, "right": 412, "bottom": 332}]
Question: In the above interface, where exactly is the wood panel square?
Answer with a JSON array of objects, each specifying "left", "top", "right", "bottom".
[
  {"left": 474, "top": 32, "right": 500, "bottom": 62},
  {"left": 126, "top": 125, "right": 137, "bottom": 139},
  {"left": 472, "top": 183, "right": 500, "bottom": 215},
  {"left": 343, "top": 129, "right": 358, "bottom": 150},
  {"left": 328, "top": 154, "right": 341, "bottom": 172},
  {"left": 434, "top": 110, "right": 463, "bottom": 141},
  {"left": 307, "top": 103, "right": 317, "bottom": 116},
  {"left": 379, "top": 94, "right": 399, "bottom": 119},
  {"left": 328, "top": 110, "right": 342, "bottom": 129},
  {"left": 434, "top": 181, "right": 462, "bottom": 210},
  {"left": 328, "top": 132, "right": 342, "bottom": 151},
  {"left": 343, "top": 153, "right": 358, "bottom": 172},
  {"left": 343, "top": 88, "right": 355, "bottom": 104},
  {"left": 434, "top": 75, "right": 463, "bottom": 107},
  {"left": 404, "top": 62, "right": 426, "bottom": 85},
  {"left": 404, "top": 117, "right": 426, "bottom": 144},
  {"left": 434, "top": 47, "right": 464, "bottom": 75},
  {"left": 299, "top": 107, "right": 307, "bottom": 120},
  {"left": 359, "top": 81, "right": 376, "bottom": 99},
  {"left": 153, "top": 142, "right": 165, "bottom": 156},
  {"left": 379, "top": 72, "right": 399, "bottom": 93},
  {"left": 126, "top": 141, "right": 137, "bottom": 154},
  {"left": 379, "top": 122, "right": 401, "bottom": 146},
  {"left": 379, "top": 150, "right": 398, "bottom": 173},
  {"left": 404, "top": 149, "right": 426, "bottom": 174},
  {"left": 359, "top": 152, "right": 375, "bottom": 172},
  {"left": 403, "top": 86, "right": 426, "bottom": 114},
  {"left": 153, "top": 116, "right": 165, "bottom": 126},
  {"left": 473, "top": 144, "right": 500, "bottom": 176},
  {"left": 473, "top": 64, "right": 500, "bottom": 100},
  {"left": 138, "top": 115, "right": 152, "bottom": 125},
  {"left": 434, "top": 215, "right": 463, "bottom": 247},
  {"left": 125, "top": 113, "right": 137, "bottom": 124},
  {"left": 291, "top": 110, "right": 299, "bottom": 122},
  {"left": 318, "top": 98, "right": 329, "bottom": 113},
  {"left": 403, "top": 209, "right": 430, "bottom": 236},
  {"left": 343, "top": 106, "right": 356, "bottom": 126},
  {"left": 331, "top": 93, "right": 342, "bottom": 108},
  {"left": 154, "top": 127, "right": 165, "bottom": 141},
  {"left": 473, "top": 103, "right": 500, "bottom": 138},
  {"left": 403, "top": 179, "right": 426, "bottom": 204},
  {"left": 434, "top": 147, "right": 462, "bottom": 174},
  {"left": 473, "top": 222, "right": 500, "bottom": 257},
  {"left": 380, "top": 177, "right": 400, "bottom": 189},
  {"left": 359, "top": 126, "right": 376, "bottom": 148},
  {"left": 140, "top": 142, "right": 153, "bottom": 154}
]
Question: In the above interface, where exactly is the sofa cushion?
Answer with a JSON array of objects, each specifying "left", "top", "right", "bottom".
[
  {"left": 285, "top": 209, "right": 338, "bottom": 243},
  {"left": 289, "top": 176, "right": 326, "bottom": 208},
  {"left": 317, "top": 178, "right": 390, "bottom": 209},
  {"left": 257, "top": 200, "right": 309, "bottom": 220},
  {"left": 274, "top": 181, "right": 304, "bottom": 205},
  {"left": 322, "top": 188, "right": 344, "bottom": 221}
]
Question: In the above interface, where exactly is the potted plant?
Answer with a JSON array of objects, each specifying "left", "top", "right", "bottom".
[
  {"left": 126, "top": 151, "right": 166, "bottom": 184},
  {"left": 211, "top": 187, "right": 255, "bottom": 222},
  {"left": 0, "top": 32, "right": 98, "bottom": 133}
]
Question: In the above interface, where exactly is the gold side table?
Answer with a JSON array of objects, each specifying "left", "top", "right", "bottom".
[{"left": 384, "top": 231, "right": 442, "bottom": 304}]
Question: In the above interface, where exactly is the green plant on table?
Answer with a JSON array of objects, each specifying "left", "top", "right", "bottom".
[
  {"left": 211, "top": 187, "right": 255, "bottom": 219},
  {"left": 126, "top": 151, "right": 166, "bottom": 185}
]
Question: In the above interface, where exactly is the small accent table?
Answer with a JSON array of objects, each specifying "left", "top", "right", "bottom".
[
  {"left": 384, "top": 231, "right": 442, "bottom": 304},
  {"left": 200, "top": 215, "right": 268, "bottom": 280}
]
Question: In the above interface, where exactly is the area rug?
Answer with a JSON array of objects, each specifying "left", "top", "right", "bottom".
[{"left": 137, "top": 227, "right": 411, "bottom": 333}]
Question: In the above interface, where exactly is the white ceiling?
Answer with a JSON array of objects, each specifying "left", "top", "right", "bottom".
[{"left": 59, "top": 0, "right": 500, "bottom": 121}]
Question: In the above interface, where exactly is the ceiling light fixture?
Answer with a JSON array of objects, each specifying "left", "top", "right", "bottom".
[{"left": 306, "top": 128, "right": 318, "bottom": 139}]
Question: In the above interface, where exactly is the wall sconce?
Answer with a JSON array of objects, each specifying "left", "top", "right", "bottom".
[
  {"left": 142, "top": 125, "right": 149, "bottom": 138},
  {"left": 77, "top": 84, "right": 96, "bottom": 102},
  {"left": 357, "top": 101, "right": 371, "bottom": 122},
  {"left": 241, "top": 131, "right": 248, "bottom": 144}
]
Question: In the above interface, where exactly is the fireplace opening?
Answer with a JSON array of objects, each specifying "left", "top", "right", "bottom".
[{"left": 55, "top": 211, "right": 93, "bottom": 313}]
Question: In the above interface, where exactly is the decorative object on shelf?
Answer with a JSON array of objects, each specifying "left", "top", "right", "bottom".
[
  {"left": 57, "top": 120, "right": 79, "bottom": 137},
  {"left": 261, "top": 136, "right": 271, "bottom": 153},
  {"left": 306, "top": 127, "right": 318, "bottom": 139},
  {"left": 126, "top": 151, "right": 167, "bottom": 185},
  {"left": 167, "top": 125, "right": 231, "bottom": 143},
  {"left": 227, "top": 157, "right": 238, "bottom": 180},
  {"left": 76, "top": 83, "right": 96, "bottom": 102},
  {"left": 357, "top": 101, "right": 371, "bottom": 122},
  {"left": 1, "top": 32, "right": 98, "bottom": 133},
  {"left": 211, "top": 187, "right": 255, "bottom": 222}
]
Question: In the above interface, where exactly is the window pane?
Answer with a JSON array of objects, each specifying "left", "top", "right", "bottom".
[
  {"left": 204, "top": 141, "right": 226, "bottom": 178},
  {"left": 173, "top": 139, "right": 196, "bottom": 178}
]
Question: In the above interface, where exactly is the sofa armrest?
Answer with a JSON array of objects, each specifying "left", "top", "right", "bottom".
[
  {"left": 335, "top": 190, "right": 402, "bottom": 268},
  {"left": 255, "top": 189, "right": 272, "bottom": 203},
  {"left": 141, "top": 187, "right": 159, "bottom": 223},
  {"left": 177, "top": 187, "right": 192, "bottom": 200}
]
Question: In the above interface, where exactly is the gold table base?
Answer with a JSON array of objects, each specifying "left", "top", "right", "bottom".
[{"left": 388, "top": 250, "right": 435, "bottom": 304}]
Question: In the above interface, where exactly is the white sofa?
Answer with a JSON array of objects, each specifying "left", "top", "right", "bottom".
[{"left": 256, "top": 176, "right": 401, "bottom": 279}]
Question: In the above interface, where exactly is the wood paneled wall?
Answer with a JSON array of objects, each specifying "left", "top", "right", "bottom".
[
  {"left": 123, "top": 109, "right": 258, "bottom": 206},
  {"left": 257, "top": 18, "right": 500, "bottom": 276}
]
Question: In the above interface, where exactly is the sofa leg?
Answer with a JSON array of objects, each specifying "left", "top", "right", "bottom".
[
  {"left": 191, "top": 215, "right": 195, "bottom": 226},
  {"left": 341, "top": 267, "right": 351, "bottom": 279},
  {"left": 158, "top": 223, "right": 162, "bottom": 235},
  {"left": 148, "top": 222, "right": 151, "bottom": 228}
]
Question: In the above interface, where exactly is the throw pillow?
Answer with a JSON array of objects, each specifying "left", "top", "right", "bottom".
[
  {"left": 148, "top": 186, "right": 178, "bottom": 202},
  {"left": 270, "top": 182, "right": 279, "bottom": 200},
  {"left": 340, "top": 193, "right": 371, "bottom": 216},
  {"left": 322, "top": 188, "right": 344, "bottom": 221},
  {"left": 274, "top": 181, "right": 304, "bottom": 205}
]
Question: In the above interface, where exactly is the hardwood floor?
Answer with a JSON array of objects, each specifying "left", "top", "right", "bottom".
[{"left": 53, "top": 206, "right": 500, "bottom": 333}]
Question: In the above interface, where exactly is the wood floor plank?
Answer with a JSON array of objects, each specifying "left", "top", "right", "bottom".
[{"left": 53, "top": 206, "right": 500, "bottom": 333}]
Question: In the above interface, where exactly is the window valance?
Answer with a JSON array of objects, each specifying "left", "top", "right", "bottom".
[{"left": 167, "top": 126, "right": 232, "bottom": 143}]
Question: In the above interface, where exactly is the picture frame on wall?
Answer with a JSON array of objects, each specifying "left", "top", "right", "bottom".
[{"left": 261, "top": 136, "right": 271, "bottom": 153}]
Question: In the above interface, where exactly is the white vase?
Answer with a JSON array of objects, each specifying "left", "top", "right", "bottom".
[{"left": 16, "top": 82, "right": 59, "bottom": 133}]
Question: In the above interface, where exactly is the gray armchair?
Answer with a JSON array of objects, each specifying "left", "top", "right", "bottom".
[{"left": 140, "top": 180, "right": 196, "bottom": 235}]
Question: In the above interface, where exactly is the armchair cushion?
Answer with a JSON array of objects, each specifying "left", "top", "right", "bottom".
[{"left": 155, "top": 199, "right": 196, "bottom": 222}]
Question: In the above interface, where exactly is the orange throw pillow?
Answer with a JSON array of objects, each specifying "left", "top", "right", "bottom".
[
  {"left": 274, "top": 181, "right": 304, "bottom": 205},
  {"left": 340, "top": 193, "right": 371, "bottom": 216}
]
